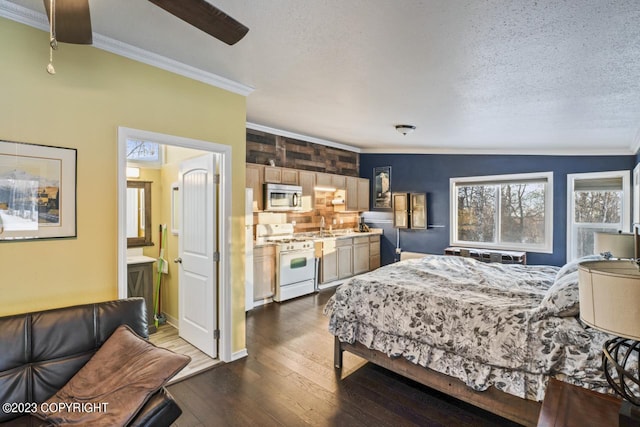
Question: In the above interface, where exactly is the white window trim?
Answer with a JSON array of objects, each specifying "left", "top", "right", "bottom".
[
  {"left": 450, "top": 171, "right": 554, "bottom": 253},
  {"left": 566, "top": 170, "right": 631, "bottom": 262}
]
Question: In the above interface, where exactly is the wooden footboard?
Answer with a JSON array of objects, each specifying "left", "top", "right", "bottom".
[{"left": 334, "top": 337, "right": 541, "bottom": 427}]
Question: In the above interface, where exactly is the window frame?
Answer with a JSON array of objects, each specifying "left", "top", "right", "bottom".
[
  {"left": 566, "top": 170, "right": 630, "bottom": 262},
  {"left": 450, "top": 171, "right": 554, "bottom": 253}
]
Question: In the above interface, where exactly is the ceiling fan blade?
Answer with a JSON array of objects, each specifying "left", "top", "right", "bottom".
[
  {"left": 43, "top": 0, "right": 92, "bottom": 44},
  {"left": 148, "top": 0, "right": 249, "bottom": 46}
]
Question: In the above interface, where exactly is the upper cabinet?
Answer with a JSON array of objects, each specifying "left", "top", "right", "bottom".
[
  {"left": 393, "top": 192, "right": 427, "bottom": 229},
  {"left": 264, "top": 166, "right": 299, "bottom": 185},
  {"left": 298, "top": 171, "right": 315, "bottom": 211},
  {"left": 281, "top": 168, "right": 298, "bottom": 185},
  {"left": 346, "top": 176, "right": 370, "bottom": 212},
  {"left": 357, "top": 178, "right": 370, "bottom": 211},
  {"left": 246, "top": 164, "right": 264, "bottom": 212},
  {"left": 246, "top": 163, "right": 370, "bottom": 212},
  {"left": 264, "top": 166, "right": 281, "bottom": 183},
  {"left": 315, "top": 172, "right": 332, "bottom": 187}
]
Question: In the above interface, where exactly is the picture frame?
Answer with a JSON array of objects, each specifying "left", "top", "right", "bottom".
[
  {"left": 0, "top": 140, "right": 77, "bottom": 241},
  {"left": 373, "top": 166, "right": 392, "bottom": 210}
]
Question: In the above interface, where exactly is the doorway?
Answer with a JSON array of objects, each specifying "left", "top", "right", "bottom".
[{"left": 116, "top": 127, "right": 234, "bottom": 362}]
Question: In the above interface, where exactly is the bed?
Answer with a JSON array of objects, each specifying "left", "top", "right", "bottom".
[{"left": 324, "top": 254, "right": 612, "bottom": 426}]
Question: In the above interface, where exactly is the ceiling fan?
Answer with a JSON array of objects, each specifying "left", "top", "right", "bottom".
[{"left": 43, "top": 0, "right": 249, "bottom": 46}]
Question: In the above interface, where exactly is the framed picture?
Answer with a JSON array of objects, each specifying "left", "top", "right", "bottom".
[
  {"left": 373, "top": 166, "right": 392, "bottom": 209},
  {"left": 0, "top": 140, "right": 77, "bottom": 241}
]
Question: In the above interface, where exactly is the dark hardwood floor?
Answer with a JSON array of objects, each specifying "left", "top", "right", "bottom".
[{"left": 168, "top": 289, "right": 522, "bottom": 426}]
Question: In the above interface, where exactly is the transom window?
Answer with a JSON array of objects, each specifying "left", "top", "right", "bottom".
[
  {"left": 567, "top": 171, "right": 630, "bottom": 261},
  {"left": 450, "top": 172, "right": 553, "bottom": 253},
  {"left": 126, "top": 139, "right": 162, "bottom": 166}
]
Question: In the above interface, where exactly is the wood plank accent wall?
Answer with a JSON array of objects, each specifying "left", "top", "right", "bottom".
[{"left": 246, "top": 129, "right": 359, "bottom": 177}]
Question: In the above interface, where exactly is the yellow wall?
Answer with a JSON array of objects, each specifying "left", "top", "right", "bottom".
[{"left": 0, "top": 19, "right": 247, "bottom": 352}]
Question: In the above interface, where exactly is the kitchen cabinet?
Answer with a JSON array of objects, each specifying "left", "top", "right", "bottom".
[
  {"left": 353, "top": 236, "right": 370, "bottom": 274},
  {"left": 299, "top": 170, "right": 315, "bottom": 211},
  {"left": 246, "top": 164, "right": 264, "bottom": 211},
  {"left": 393, "top": 192, "right": 427, "bottom": 229},
  {"left": 281, "top": 168, "right": 298, "bottom": 185},
  {"left": 246, "top": 162, "right": 369, "bottom": 213},
  {"left": 332, "top": 174, "right": 346, "bottom": 190},
  {"left": 264, "top": 166, "right": 282, "bottom": 183},
  {"left": 346, "top": 176, "right": 371, "bottom": 211},
  {"left": 316, "top": 172, "right": 333, "bottom": 188},
  {"left": 357, "top": 178, "right": 370, "bottom": 211},
  {"left": 346, "top": 177, "right": 358, "bottom": 211},
  {"left": 337, "top": 237, "right": 353, "bottom": 279},
  {"left": 127, "top": 261, "right": 156, "bottom": 334},
  {"left": 319, "top": 233, "right": 381, "bottom": 284},
  {"left": 369, "top": 235, "right": 380, "bottom": 270},
  {"left": 253, "top": 245, "right": 276, "bottom": 300},
  {"left": 321, "top": 239, "right": 338, "bottom": 283}
]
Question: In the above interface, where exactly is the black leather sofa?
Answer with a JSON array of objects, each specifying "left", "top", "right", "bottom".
[{"left": 0, "top": 298, "right": 182, "bottom": 426}]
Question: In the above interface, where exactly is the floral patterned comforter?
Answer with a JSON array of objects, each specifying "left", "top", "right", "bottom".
[{"left": 324, "top": 255, "right": 612, "bottom": 401}]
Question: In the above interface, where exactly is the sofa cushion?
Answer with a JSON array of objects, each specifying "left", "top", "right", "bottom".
[{"left": 34, "top": 325, "right": 189, "bottom": 426}]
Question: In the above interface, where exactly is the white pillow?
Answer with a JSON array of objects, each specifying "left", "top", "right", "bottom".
[
  {"left": 540, "top": 270, "right": 581, "bottom": 317},
  {"left": 554, "top": 254, "right": 602, "bottom": 283}
]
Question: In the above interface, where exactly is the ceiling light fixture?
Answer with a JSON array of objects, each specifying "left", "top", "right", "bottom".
[{"left": 395, "top": 124, "right": 416, "bottom": 135}]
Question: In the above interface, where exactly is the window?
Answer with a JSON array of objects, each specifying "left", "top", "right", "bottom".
[
  {"left": 126, "top": 139, "right": 162, "bottom": 167},
  {"left": 450, "top": 172, "right": 553, "bottom": 253},
  {"left": 567, "top": 171, "right": 630, "bottom": 261}
]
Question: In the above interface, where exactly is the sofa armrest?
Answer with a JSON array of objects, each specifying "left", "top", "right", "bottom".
[{"left": 128, "top": 388, "right": 182, "bottom": 427}]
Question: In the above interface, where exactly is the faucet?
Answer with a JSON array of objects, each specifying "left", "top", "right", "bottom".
[{"left": 320, "top": 216, "right": 325, "bottom": 237}]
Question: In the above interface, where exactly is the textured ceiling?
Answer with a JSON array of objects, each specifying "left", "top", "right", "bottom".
[{"left": 4, "top": 0, "right": 640, "bottom": 154}]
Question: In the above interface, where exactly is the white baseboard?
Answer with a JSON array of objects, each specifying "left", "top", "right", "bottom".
[
  {"left": 163, "top": 312, "right": 179, "bottom": 328},
  {"left": 232, "top": 348, "right": 248, "bottom": 361}
]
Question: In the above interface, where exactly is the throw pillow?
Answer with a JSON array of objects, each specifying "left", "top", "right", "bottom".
[
  {"left": 35, "top": 324, "right": 190, "bottom": 426},
  {"left": 554, "top": 254, "right": 602, "bottom": 283},
  {"left": 540, "top": 270, "right": 581, "bottom": 317}
]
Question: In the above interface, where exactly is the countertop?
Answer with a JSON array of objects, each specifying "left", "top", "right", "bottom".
[
  {"left": 253, "top": 228, "right": 382, "bottom": 247},
  {"left": 127, "top": 255, "right": 157, "bottom": 265}
]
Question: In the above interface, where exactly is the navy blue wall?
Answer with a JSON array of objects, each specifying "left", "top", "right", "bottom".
[{"left": 360, "top": 154, "right": 635, "bottom": 266}]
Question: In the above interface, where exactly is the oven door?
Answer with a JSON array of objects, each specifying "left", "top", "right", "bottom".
[{"left": 279, "top": 249, "right": 315, "bottom": 285}]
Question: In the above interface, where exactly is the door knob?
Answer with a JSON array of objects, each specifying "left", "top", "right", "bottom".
[{"left": 174, "top": 257, "right": 182, "bottom": 263}]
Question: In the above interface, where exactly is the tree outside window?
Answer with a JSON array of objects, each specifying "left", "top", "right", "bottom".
[{"left": 451, "top": 172, "right": 553, "bottom": 253}]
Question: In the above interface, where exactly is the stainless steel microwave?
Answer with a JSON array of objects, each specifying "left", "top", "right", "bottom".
[{"left": 264, "top": 183, "right": 303, "bottom": 211}]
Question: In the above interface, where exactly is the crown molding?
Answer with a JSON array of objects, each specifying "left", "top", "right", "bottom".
[
  {"left": 360, "top": 146, "right": 637, "bottom": 156},
  {"left": 0, "top": 0, "right": 253, "bottom": 96},
  {"left": 246, "top": 122, "right": 361, "bottom": 153}
]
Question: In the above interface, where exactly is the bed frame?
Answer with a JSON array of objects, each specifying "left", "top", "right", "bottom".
[{"left": 334, "top": 337, "right": 542, "bottom": 426}]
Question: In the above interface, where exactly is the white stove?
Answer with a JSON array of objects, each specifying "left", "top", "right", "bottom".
[{"left": 256, "top": 224, "right": 317, "bottom": 302}]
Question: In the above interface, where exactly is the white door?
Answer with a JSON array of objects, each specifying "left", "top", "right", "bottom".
[{"left": 178, "top": 153, "right": 217, "bottom": 358}]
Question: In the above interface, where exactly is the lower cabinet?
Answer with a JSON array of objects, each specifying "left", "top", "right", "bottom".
[
  {"left": 127, "top": 261, "right": 156, "bottom": 334},
  {"left": 337, "top": 238, "right": 353, "bottom": 279},
  {"left": 319, "top": 234, "right": 381, "bottom": 284},
  {"left": 321, "top": 239, "right": 339, "bottom": 283},
  {"left": 353, "top": 236, "right": 370, "bottom": 275},
  {"left": 369, "top": 235, "right": 381, "bottom": 270},
  {"left": 253, "top": 245, "right": 276, "bottom": 300}
]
